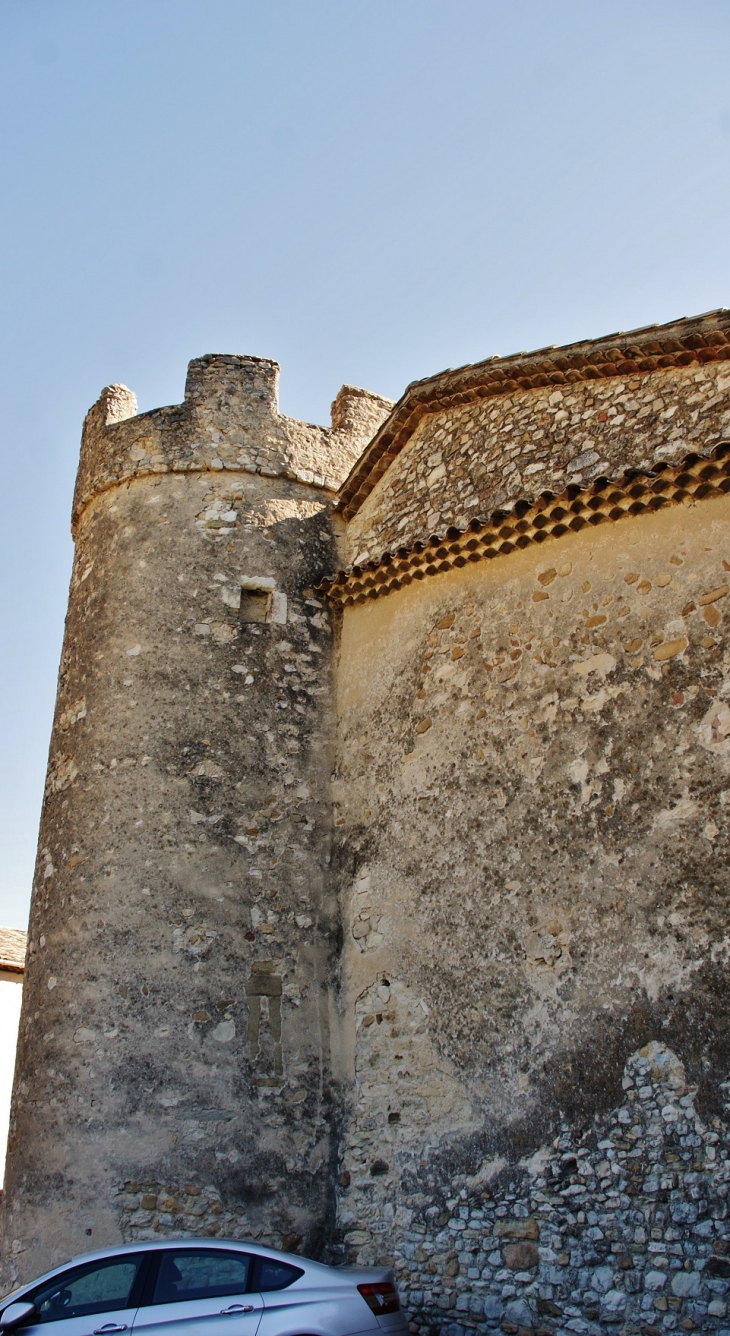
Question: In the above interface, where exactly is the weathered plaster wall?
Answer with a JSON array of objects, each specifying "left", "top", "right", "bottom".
[
  {"left": 345, "top": 362, "right": 730, "bottom": 567},
  {"left": 0, "top": 359, "right": 391, "bottom": 1288},
  {"left": 334, "top": 493, "right": 730, "bottom": 1332}
]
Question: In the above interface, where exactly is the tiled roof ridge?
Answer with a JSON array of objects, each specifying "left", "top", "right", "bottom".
[
  {"left": 319, "top": 439, "right": 730, "bottom": 608},
  {"left": 337, "top": 308, "right": 730, "bottom": 520},
  {"left": 0, "top": 925, "right": 27, "bottom": 974}
]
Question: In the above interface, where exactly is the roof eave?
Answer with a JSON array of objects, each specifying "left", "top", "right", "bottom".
[{"left": 336, "top": 308, "right": 730, "bottom": 521}]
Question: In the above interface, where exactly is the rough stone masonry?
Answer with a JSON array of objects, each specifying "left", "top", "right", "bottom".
[{"left": 5, "top": 310, "right": 730, "bottom": 1336}]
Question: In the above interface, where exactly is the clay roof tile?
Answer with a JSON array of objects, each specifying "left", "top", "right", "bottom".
[{"left": 0, "top": 926, "right": 27, "bottom": 975}]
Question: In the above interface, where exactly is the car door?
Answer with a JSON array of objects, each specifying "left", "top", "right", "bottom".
[
  {"left": 21, "top": 1253, "right": 146, "bottom": 1336},
  {"left": 131, "top": 1248, "right": 262, "bottom": 1336}
]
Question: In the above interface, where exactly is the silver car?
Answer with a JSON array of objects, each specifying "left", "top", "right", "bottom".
[{"left": 0, "top": 1240, "right": 406, "bottom": 1336}]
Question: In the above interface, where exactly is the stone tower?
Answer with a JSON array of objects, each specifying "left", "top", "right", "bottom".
[{"left": 1, "top": 355, "right": 392, "bottom": 1284}]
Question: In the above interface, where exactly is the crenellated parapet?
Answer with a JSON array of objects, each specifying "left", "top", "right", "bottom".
[{"left": 72, "top": 354, "right": 392, "bottom": 535}]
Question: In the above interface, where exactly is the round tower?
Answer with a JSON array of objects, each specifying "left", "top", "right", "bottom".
[{"left": 1, "top": 355, "right": 392, "bottom": 1286}]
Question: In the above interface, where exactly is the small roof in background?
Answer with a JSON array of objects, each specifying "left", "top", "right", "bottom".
[{"left": 0, "top": 927, "right": 27, "bottom": 976}]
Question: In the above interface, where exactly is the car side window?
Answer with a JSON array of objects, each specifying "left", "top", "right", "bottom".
[
  {"left": 153, "top": 1252, "right": 251, "bottom": 1305},
  {"left": 252, "top": 1259, "right": 304, "bottom": 1292},
  {"left": 32, "top": 1257, "right": 144, "bottom": 1323}
]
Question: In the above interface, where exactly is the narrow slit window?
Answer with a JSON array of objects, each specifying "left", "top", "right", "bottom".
[{"left": 240, "top": 589, "right": 271, "bottom": 624}]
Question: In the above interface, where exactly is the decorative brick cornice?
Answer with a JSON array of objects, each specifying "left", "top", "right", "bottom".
[
  {"left": 337, "top": 309, "right": 730, "bottom": 521},
  {"left": 320, "top": 442, "right": 730, "bottom": 608}
]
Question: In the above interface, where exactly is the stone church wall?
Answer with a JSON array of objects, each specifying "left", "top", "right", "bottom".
[
  {"left": 334, "top": 491, "right": 730, "bottom": 1334},
  {"left": 6, "top": 314, "right": 730, "bottom": 1336}
]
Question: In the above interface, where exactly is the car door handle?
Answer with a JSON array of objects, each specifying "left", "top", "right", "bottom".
[
  {"left": 220, "top": 1306, "right": 254, "bottom": 1315},
  {"left": 94, "top": 1326, "right": 128, "bottom": 1334}
]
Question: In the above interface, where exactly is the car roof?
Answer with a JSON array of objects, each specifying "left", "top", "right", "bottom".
[
  {"left": 69, "top": 1239, "right": 326, "bottom": 1267},
  {"left": 4, "top": 1238, "right": 331, "bottom": 1303}
]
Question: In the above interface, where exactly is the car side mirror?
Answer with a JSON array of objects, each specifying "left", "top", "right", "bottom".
[{"left": 0, "top": 1303, "right": 38, "bottom": 1330}]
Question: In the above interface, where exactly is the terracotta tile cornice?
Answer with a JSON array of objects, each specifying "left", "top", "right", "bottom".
[
  {"left": 320, "top": 442, "right": 730, "bottom": 608},
  {"left": 337, "top": 309, "right": 730, "bottom": 521}
]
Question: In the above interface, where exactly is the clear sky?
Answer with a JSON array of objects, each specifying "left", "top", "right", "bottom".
[{"left": 0, "top": 0, "right": 729, "bottom": 928}]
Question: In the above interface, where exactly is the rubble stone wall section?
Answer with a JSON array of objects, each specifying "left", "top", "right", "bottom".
[
  {"left": 344, "top": 362, "right": 730, "bottom": 567},
  {"left": 395, "top": 1043, "right": 730, "bottom": 1336}
]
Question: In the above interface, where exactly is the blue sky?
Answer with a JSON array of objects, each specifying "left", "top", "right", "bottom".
[{"left": 1, "top": 0, "right": 729, "bottom": 927}]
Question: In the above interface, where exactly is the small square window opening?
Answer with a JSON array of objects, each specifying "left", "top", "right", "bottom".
[{"left": 240, "top": 589, "right": 271, "bottom": 624}]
